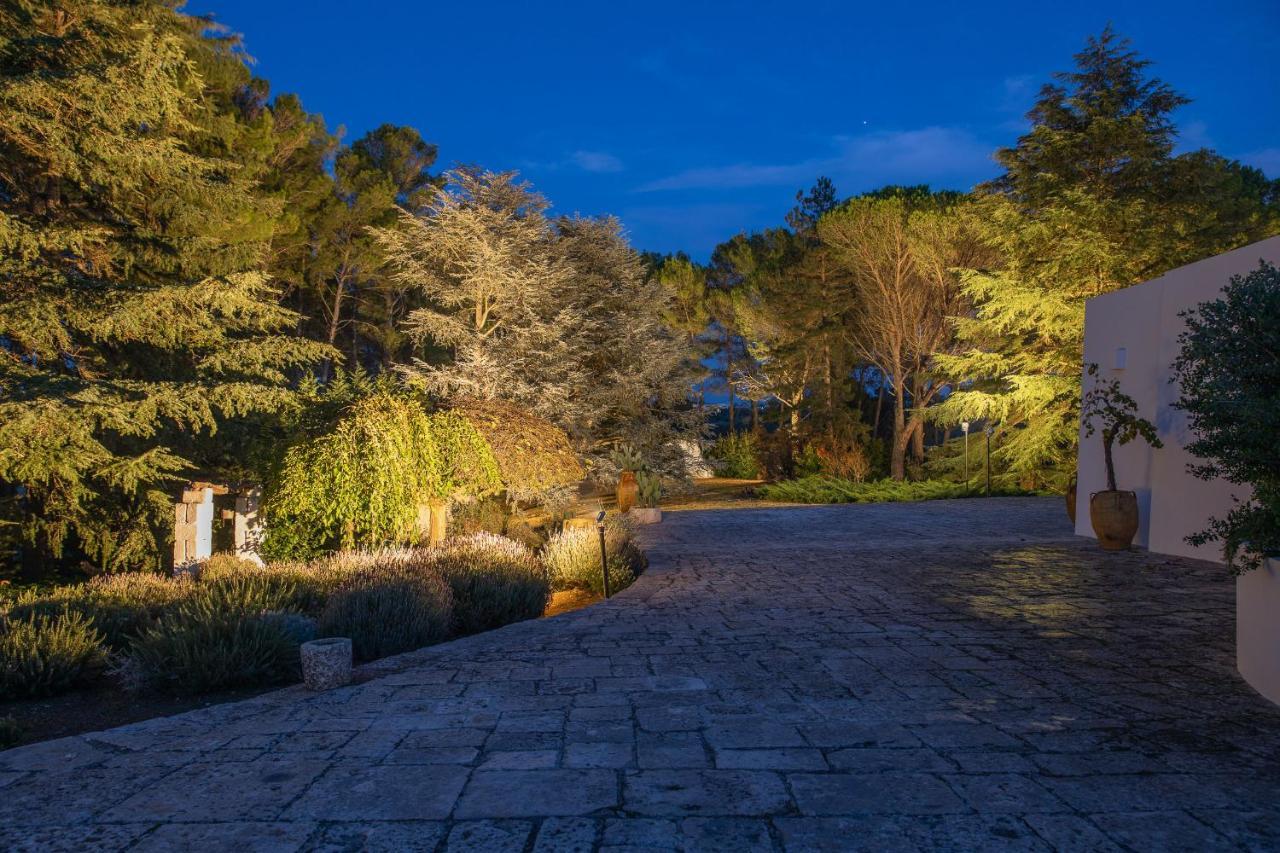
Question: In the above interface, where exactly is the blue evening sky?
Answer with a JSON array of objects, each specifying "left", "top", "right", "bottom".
[{"left": 196, "top": 0, "right": 1279, "bottom": 259}]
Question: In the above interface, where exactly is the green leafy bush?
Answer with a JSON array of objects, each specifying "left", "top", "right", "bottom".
[
  {"left": 542, "top": 518, "right": 645, "bottom": 596},
  {"left": 317, "top": 550, "right": 453, "bottom": 661},
  {"left": 0, "top": 611, "right": 105, "bottom": 699},
  {"left": 707, "top": 433, "right": 761, "bottom": 479},
  {"left": 800, "top": 433, "right": 874, "bottom": 481},
  {"left": 429, "top": 533, "right": 549, "bottom": 635},
  {"left": 757, "top": 476, "right": 1034, "bottom": 504},
  {"left": 6, "top": 573, "right": 192, "bottom": 650},
  {"left": 451, "top": 398, "right": 584, "bottom": 508},
  {"left": 262, "top": 393, "right": 503, "bottom": 561},
  {"left": 1173, "top": 262, "right": 1280, "bottom": 573},
  {"left": 125, "top": 575, "right": 303, "bottom": 693}
]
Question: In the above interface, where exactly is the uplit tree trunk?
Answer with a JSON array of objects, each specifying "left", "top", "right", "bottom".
[
  {"left": 890, "top": 373, "right": 908, "bottom": 481},
  {"left": 727, "top": 356, "right": 737, "bottom": 432},
  {"left": 321, "top": 255, "right": 354, "bottom": 382},
  {"left": 824, "top": 345, "right": 836, "bottom": 441},
  {"left": 872, "top": 380, "right": 885, "bottom": 437},
  {"left": 910, "top": 379, "right": 926, "bottom": 461}
]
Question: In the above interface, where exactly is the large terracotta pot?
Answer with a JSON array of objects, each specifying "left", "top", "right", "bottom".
[
  {"left": 1089, "top": 490, "right": 1138, "bottom": 550},
  {"left": 1066, "top": 478, "right": 1077, "bottom": 525},
  {"left": 616, "top": 471, "right": 638, "bottom": 514}
]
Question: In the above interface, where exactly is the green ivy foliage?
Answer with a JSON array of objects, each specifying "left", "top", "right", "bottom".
[{"left": 262, "top": 393, "right": 501, "bottom": 560}]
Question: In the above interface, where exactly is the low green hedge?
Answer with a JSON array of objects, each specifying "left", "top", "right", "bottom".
[{"left": 757, "top": 476, "right": 1034, "bottom": 504}]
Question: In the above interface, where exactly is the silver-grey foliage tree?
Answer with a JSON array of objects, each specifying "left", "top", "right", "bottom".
[{"left": 373, "top": 168, "right": 702, "bottom": 477}]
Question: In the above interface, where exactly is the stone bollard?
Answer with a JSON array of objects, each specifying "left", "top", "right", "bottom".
[{"left": 300, "top": 638, "right": 352, "bottom": 691}]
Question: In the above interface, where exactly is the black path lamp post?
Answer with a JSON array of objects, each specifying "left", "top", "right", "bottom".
[
  {"left": 985, "top": 426, "right": 994, "bottom": 497},
  {"left": 596, "top": 510, "right": 611, "bottom": 598},
  {"left": 960, "top": 421, "right": 970, "bottom": 482}
]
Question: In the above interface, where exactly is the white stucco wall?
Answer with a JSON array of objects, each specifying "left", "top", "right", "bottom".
[{"left": 1075, "top": 235, "right": 1280, "bottom": 562}]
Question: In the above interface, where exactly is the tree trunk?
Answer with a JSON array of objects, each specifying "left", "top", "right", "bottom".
[
  {"left": 789, "top": 404, "right": 803, "bottom": 467},
  {"left": 890, "top": 374, "right": 907, "bottom": 481},
  {"left": 1103, "top": 429, "right": 1117, "bottom": 491},
  {"left": 872, "top": 377, "right": 885, "bottom": 438},
  {"left": 727, "top": 365, "right": 735, "bottom": 434},
  {"left": 321, "top": 269, "right": 349, "bottom": 382},
  {"left": 824, "top": 345, "right": 836, "bottom": 441}
]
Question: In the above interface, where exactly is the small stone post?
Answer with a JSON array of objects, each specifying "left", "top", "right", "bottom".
[
  {"left": 428, "top": 500, "right": 448, "bottom": 545},
  {"left": 300, "top": 638, "right": 353, "bottom": 690},
  {"left": 416, "top": 503, "right": 433, "bottom": 545}
]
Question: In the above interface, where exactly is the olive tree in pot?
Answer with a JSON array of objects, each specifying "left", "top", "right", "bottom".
[{"left": 1081, "top": 364, "right": 1163, "bottom": 550}]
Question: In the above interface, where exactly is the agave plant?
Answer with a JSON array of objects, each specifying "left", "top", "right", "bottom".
[
  {"left": 610, "top": 443, "right": 646, "bottom": 473},
  {"left": 636, "top": 470, "right": 662, "bottom": 508}
]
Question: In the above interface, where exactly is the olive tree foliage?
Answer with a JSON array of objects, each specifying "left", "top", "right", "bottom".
[
  {"left": 373, "top": 169, "right": 702, "bottom": 477},
  {"left": 1172, "top": 262, "right": 1280, "bottom": 573},
  {"left": 1079, "top": 364, "right": 1161, "bottom": 493}
]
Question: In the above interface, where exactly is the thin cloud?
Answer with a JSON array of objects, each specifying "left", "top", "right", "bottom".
[
  {"left": 570, "top": 150, "right": 625, "bottom": 173},
  {"left": 636, "top": 127, "right": 997, "bottom": 193}
]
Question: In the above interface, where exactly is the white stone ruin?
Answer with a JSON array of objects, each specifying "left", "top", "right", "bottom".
[
  {"left": 173, "top": 482, "right": 264, "bottom": 571},
  {"left": 233, "top": 486, "right": 265, "bottom": 565}
]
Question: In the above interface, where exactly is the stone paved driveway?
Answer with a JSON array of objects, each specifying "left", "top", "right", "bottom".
[{"left": 3, "top": 498, "right": 1279, "bottom": 851}]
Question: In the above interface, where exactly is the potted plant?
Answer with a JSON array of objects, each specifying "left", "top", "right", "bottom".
[
  {"left": 631, "top": 471, "right": 662, "bottom": 524},
  {"left": 1081, "top": 364, "right": 1163, "bottom": 550},
  {"left": 611, "top": 444, "right": 644, "bottom": 514}
]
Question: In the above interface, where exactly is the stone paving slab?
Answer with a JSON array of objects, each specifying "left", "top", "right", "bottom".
[{"left": 2, "top": 497, "right": 1279, "bottom": 850}]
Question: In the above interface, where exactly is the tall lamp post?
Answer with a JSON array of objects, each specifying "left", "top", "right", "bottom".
[
  {"left": 985, "top": 426, "right": 994, "bottom": 497},
  {"left": 960, "top": 421, "right": 970, "bottom": 482},
  {"left": 596, "top": 510, "right": 611, "bottom": 598}
]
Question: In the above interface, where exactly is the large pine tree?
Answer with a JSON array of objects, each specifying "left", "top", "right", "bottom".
[
  {"left": 0, "top": 2, "right": 328, "bottom": 572},
  {"left": 934, "top": 28, "right": 1279, "bottom": 487}
]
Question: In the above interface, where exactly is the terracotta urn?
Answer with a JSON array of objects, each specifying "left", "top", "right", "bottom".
[
  {"left": 1089, "top": 490, "right": 1139, "bottom": 550},
  {"left": 1066, "top": 478, "right": 1078, "bottom": 525},
  {"left": 617, "top": 471, "right": 638, "bottom": 514}
]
